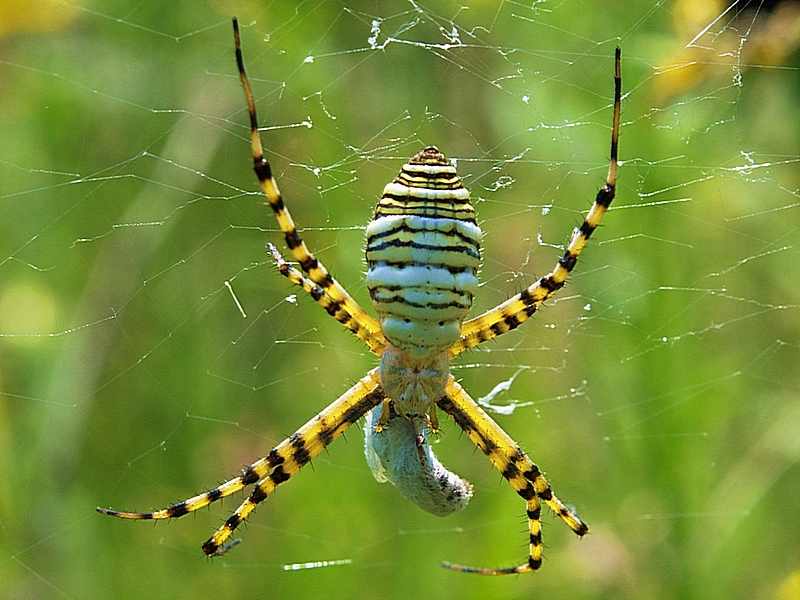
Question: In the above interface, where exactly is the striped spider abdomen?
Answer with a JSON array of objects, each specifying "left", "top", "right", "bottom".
[
  {"left": 365, "top": 147, "right": 482, "bottom": 361},
  {"left": 366, "top": 147, "right": 481, "bottom": 418}
]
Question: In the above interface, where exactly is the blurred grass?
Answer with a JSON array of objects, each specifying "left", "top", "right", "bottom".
[{"left": 1, "top": 0, "right": 800, "bottom": 598}]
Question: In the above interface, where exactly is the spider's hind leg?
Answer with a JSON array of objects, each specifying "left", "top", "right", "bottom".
[
  {"left": 233, "top": 17, "right": 382, "bottom": 345},
  {"left": 267, "top": 243, "right": 385, "bottom": 354},
  {"left": 449, "top": 46, "right": 621, "bottom": 358}
]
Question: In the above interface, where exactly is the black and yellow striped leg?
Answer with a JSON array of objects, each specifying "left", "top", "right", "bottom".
[
  {"left": 96, "top": 451, "right": 278, "bottom": 521},
  {"left": 449, "top": 47, "right": 621, "bottom": 358},
  {"left": 233, "top": 18, "right": 383, "bottom": 343},
  {"left": 98, "top": 420, "right": 295, "bottom": 530},
  {"left": 267, "top": 243, "right": 386, "bottom": 355},
  {"left": 98, "top": 369, "right": 384, "bottom": 554},
  {"left": 437, "top": 377, "right": 587, "bottom": 575},
  {"left": 200, "top": 368, "right": 384, "bottom": 555}
]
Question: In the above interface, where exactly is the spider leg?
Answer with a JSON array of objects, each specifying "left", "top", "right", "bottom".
[
  {"left": 98, "top": 368, "right": 383, "bottom": 555},
  {"left": 267, "top": 243, "right": 386, "bottom": 354},
  {"left": 233, "top": 18, "right": 382, "bottom": 343},
  {"left": 436, "top": 377, "right": 587, "bottom": 575},
  {"left": 96, "top": 460, "right": 269, "bottom": 521},
  {"left": 449, "top": 47, "right": 621, "bottom": 358},
  {"left": 200, "top": 368, "right": 383, "bottom": 555}
]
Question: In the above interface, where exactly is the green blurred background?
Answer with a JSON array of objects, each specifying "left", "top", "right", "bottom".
[{"left": 2, "top": 0, "right": 799, "bottom": 598}]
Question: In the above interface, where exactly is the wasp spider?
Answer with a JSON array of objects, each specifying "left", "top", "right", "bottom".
[{"left": 98, "top": 18, "right": 621, "bottom": 575}]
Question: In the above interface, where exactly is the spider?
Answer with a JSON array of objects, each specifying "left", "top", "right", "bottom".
[{"left": 98, "top": 17, "right": 621, "bottom": 575}]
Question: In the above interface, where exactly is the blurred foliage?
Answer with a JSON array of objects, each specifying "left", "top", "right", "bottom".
[{"left": 1, "top": 0, "right": 799, "bottom": 599}]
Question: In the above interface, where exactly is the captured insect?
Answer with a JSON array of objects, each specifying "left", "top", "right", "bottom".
[{"left": 98, "top": 17, "right": 621, "bottom": 575}]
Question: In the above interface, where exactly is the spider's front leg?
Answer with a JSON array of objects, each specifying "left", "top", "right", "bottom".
[
  {"left": 98, "top": 369, "right": 384, "bottom": 555},
  {"left": 437, "top": 377, "right": 587, "bottom": 574},
  {"left": 200, "top": 369, "right": 383, "bottom": 554}
]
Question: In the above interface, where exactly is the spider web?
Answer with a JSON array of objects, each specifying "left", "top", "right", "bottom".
[{"left": 2, "top": 0, "right": 799, "bottom": 598}]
